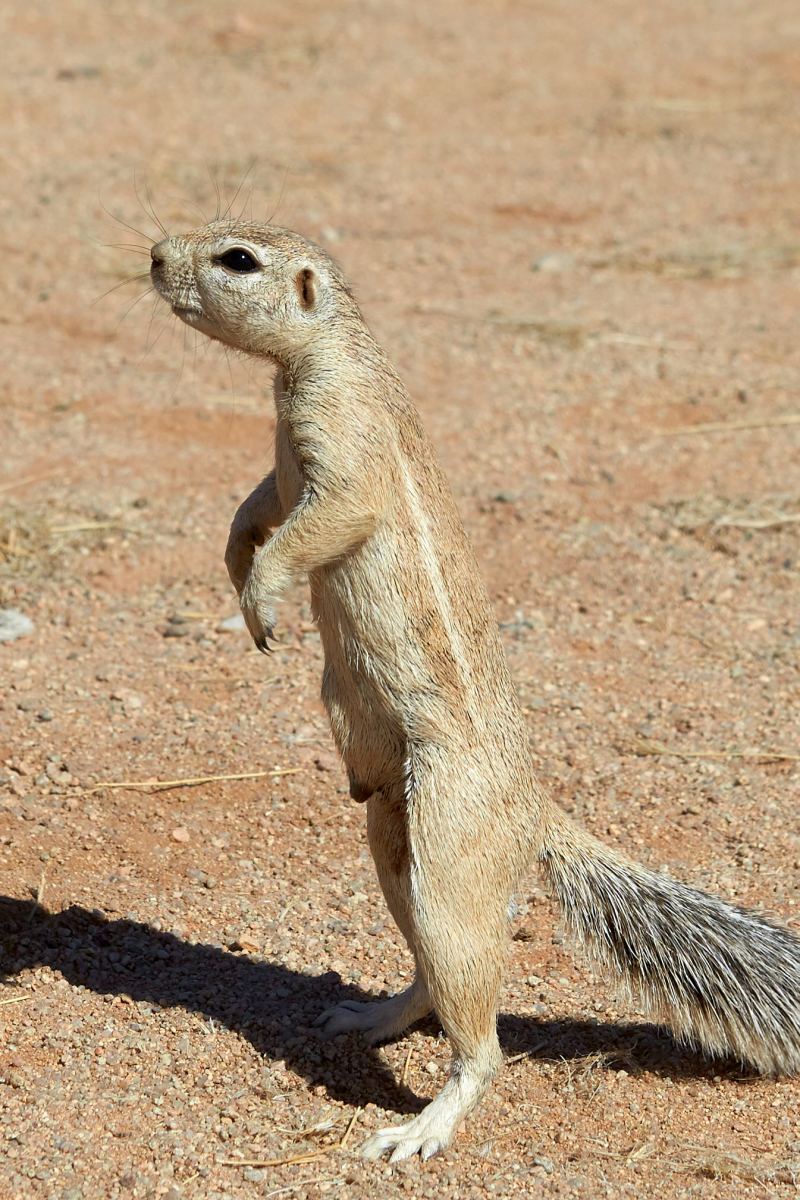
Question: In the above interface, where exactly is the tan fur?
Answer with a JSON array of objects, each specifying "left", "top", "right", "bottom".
[{"left": 150, "top": 221, "right": 800, "bottom": 1162}]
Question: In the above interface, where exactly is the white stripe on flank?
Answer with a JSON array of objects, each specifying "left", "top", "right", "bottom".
[{"left": 401, "top": 467, "right": 474, "bottom": 701}]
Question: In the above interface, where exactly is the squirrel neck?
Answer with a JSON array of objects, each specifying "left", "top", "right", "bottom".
[{"left": 272, "top": 321, "right": 396, "bottom": 419}]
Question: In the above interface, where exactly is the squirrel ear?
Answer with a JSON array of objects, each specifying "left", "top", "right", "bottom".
[{"left": 295, "top": 266, "right": 317, "bottom": 311}]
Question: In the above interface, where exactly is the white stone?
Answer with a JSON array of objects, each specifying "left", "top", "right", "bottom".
[{"left": 0, "top": 609, "right": 34, "bottom": 643}]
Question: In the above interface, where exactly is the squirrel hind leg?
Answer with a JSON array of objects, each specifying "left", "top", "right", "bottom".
[
  {"left": 316, "top": 788, "right": 433, "bottom": 1044},
  {"left": 358, "top": 899, "right": 504, "bottom": 1161},
  {"left": 315, "top": 977, "right": 431, "bottom": 1043},
  {"left": 359, "top": 791, "right": 508, "bottom": 1159},
  {"left": 361, "top": 1038, "right": 501, "bottom": 1162}
]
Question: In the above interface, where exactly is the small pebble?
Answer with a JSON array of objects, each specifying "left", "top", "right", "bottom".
[
  {"left": 0, "top": 610, "right": 34, "bottom": 644},
  {"left": 217, "top": 613, "right": 246, "bottom": 632},
  {"left": 531, "top": 251, "right": 575, "bottom": 273}
]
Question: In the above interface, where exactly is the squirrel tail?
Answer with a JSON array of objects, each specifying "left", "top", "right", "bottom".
[{"left": 538, "top": 807, "right": 800, "bottom": 1074}]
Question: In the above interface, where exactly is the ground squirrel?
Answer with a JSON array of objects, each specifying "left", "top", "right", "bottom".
[{"left": 150, "top": 220, "right": 800, "bottom": 1162}]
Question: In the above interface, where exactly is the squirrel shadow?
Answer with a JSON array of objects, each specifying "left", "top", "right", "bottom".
[{"left": 0, "top": 896, "right": 736, "bottom": 1116}]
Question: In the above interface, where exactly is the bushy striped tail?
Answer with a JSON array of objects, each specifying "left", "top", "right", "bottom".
[{"left": 538, "top": 810, "right": 800, "bottom": 1074}]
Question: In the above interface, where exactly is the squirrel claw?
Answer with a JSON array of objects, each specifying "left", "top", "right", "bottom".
[{"left": 254, "top": 626, "right": 276, "bottom": 654}]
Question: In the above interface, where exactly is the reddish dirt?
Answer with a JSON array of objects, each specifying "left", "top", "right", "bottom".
[{"left": 1, "top": 2, "right": 799, "bottom": 1197}]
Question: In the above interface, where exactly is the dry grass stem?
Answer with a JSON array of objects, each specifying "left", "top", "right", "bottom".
[
  {"left": 599, "top": 332, "right": 691, "bottom": 351},
  {"left": 0, "top": 470, "right": 59, "bottom": 494},
  {"left": 649, "top": 97, "right": 761, "bottom": 112},
  {"left": 0, "top": 995, "right": 31, "bottom": 1007},
  {"left": 470, "top": 1118, "right": 532, "bottom": 1154},
  {"left": 506, "top": 1039, "right": 549, "bottom": 1064},
  {"left": 630, "top": 737, "right": 799, "bottom": 764},
  {"left": 626, "top": 1139, "right": 657, "bottom": 1166},
  {"left": 221, "top": 1106, "right": 361, "bottom": 1169},
  {"left": 81, "top": 768, "right": 302, "bottom": 796},
  {"left": 0, "top": 514, "right": 50, "bottom": 564},
  {"left": 672, "top": 1145, "right": 800, "bottom": 1187},
  {"left": 49, "top": 521, "right": 125, "bottom": 534},
  {"left": 219, "top": 1150, "right": 329, "bottom": 1168},
  {"left": 401, "top": 1044, "right": 414, "bottom": 1085},
  {"left": 713, "top": 511, "right": 800, "bottom": 530},
  {"left": 656, "top": 413, "right": 800, "bottom": 436},
  {"left": 339, "top": 1107, "right": 361, "bottom": 1149}
]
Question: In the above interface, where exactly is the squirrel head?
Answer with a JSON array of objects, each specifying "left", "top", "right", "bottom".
[{"left": 150, "top": 221, "right": 354, "bottom": 365}]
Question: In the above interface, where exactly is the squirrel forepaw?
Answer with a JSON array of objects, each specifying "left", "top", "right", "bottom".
[{"left": 239, "top": 576, "right": 278, "bottom": 652}]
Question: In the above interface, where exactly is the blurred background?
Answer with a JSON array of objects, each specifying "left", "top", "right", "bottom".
[{"left": 2, "top": 2, "right": 799, "bottom": 1197}]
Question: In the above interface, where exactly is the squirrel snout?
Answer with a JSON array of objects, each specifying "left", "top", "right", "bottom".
[{"left": 150, "top": 241, "right": 167, "bottom": 269}]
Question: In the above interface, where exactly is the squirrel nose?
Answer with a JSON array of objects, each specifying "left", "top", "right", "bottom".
[{"left": 150, "top": 240, "right": 168, "bottom": 268}]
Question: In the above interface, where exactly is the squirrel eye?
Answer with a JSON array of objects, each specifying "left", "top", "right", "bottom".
[{"left": 217, "top": 248, "right": 260, "bottom": 273}]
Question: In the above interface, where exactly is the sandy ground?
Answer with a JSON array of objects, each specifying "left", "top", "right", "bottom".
[{"left": 1, "top": 1, "right": 799, "bottom": 1197}]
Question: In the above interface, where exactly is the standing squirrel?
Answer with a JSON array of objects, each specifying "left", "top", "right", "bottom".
[{"left": 150, "top": 221, "right": 800, "bottom": 1162}]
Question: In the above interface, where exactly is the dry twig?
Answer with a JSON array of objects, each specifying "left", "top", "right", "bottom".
[{"left": 81, "top": 768, "right": 302, "bottom": 796}]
